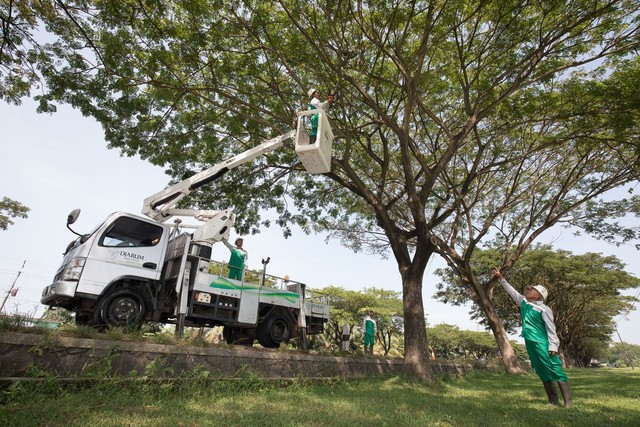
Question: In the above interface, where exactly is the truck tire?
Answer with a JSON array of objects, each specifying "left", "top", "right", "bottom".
[
  {"left": 256, "top": 313, "right": 291, "bottom": 348},
  {"left": 93, "top": 288, "right": 146, "bottom": 330}
]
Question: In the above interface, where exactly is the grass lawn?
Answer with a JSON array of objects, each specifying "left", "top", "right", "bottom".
[{"left": 1, "top": 368, "right": 638, "bottom": 426}]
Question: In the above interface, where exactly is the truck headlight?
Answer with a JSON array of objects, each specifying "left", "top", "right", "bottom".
[{"left": 61, "top": 257, "right": 86, "bottom": 281}]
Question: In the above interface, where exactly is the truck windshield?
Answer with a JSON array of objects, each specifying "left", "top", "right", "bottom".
[{"left": 100, "top": 216, "right": 163, "bottom": 248}]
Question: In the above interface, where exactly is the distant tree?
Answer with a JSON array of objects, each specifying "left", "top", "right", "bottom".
[
  {"left": 606, "top": 341, "right": 640, "bottom": 368},
  {"left": 427, "top": 323, "right": 526, "bottom": 361},
  {"left": 435, "top": 246, "right": 639, "bottom": 367},
  {"left": 0, "top": 197, "right": 29, "bottom": 230},
  {"left": 320, "top": 286, "right": 377, "bottom": 350},
  {"left": 457, "top": 329, "right": 505, "bottom": 360},
  {"left": 319, "top": 286, "right": 403, "bottom": 356},
  {"left": 428, "top": 324, "right": 463, "bottom": 360}
]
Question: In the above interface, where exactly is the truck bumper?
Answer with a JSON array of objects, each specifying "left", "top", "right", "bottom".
[{"left": 41, "top": 281, "right": 78, "bottom": 305}]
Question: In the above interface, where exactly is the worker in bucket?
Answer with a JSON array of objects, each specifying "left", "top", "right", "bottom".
[
  {"left": 493, "top": 267, "right": 573, "bottom": 408},
  {"left": 222, "top": 237, "right": 248, "bottom": 281},
  {"left": 307, "top": 88, "right": 334, "bottom": 144}
]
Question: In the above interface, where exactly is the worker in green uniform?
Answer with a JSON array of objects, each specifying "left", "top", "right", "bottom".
[
  {"left": 222, "top": 237, "right": 248, "bottom": 281},
  {"left": 363, "top": 310, "right": 377, "bottom": 355},
  {"left": 307, "top": 88, "right": 334, "bottom": 144},
  {"left": 493, "top": 268, "right": 573, "bottom": 408}
]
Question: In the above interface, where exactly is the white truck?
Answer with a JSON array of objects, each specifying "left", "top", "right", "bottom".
[{"left": 41, "top": 110, "right": 334, "bottom": 348}]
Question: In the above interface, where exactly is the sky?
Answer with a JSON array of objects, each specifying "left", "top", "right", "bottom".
[{"left": 1, "top": 100, "right": 639, "bottom": 346}]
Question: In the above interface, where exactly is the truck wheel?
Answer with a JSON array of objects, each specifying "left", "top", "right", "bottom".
[
  {"left": 94, "top": 288, "right": 146, "bottom": 330},
  {"left": 222, "top": 326, "right": 254, "bottom": 346},
  {"left": 257, "top": 313, "right": 291, "bottom": 348}
]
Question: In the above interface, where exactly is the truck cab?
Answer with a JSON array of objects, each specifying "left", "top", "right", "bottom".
[{"left": 42, "top": 212, "right": 171, "bottom": 326}]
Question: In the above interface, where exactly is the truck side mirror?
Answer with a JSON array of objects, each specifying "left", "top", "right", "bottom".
[{"left": 67, "top": 209, "right": 81, "bottom": 225}]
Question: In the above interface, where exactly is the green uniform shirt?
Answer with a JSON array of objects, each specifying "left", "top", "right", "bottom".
[
  {"left": 363, "top": 315, "right": 376, "bottom": 336},
  {"left": 499, "top": 278, "right": 560, "bottom": 352},
  {"left": 228, "top": 247, "right": 246, "bottom": 270},
  {"left": 308, "top": 103, "right": 319, "bottom": 137},
  {"left": 222, "top": 239, "right": 248, "bottom": 280},
  {"left": 520, "top": 300, "right": 549, "bottom": 344}
]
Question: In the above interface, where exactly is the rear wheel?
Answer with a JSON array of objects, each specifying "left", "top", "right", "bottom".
[
  {"left": 93, "top": 288, "right": 146, "bottom": 330},
  {"left": 256, "top": 312, "right": 291, "bottom": 348}
]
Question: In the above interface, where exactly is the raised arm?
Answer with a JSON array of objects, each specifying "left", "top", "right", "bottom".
[
  {"left": 221, "top": 238, "right": 233, "bottom": 252},
  {"left": 493, "top": 268, "right": 525, "bottom": 305}
]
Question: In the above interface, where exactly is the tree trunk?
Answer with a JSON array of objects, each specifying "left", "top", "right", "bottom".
[
  {"left": 402, "top": 273, "right": 432, "bottom": 381},
  {"left": 483, "top": 302, "right": 525, "bottom": 374}
]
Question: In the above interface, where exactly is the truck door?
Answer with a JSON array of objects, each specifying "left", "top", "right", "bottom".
[{"left": 76, "top": 215, "right": 167, "bottom": 295}]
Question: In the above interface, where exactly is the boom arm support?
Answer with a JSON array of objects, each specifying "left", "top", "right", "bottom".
[{"left": 142, "top": 131, "right": 296, "bottom": 222}]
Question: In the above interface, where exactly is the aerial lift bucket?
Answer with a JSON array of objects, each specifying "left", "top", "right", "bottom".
[{"left": 295, "top": 109, "right": 333, "bottom": 174}]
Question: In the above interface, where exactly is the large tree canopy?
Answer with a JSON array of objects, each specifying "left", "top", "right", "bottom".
[{"left": 5, "top": 0, "right": 640, "bottom": 377}]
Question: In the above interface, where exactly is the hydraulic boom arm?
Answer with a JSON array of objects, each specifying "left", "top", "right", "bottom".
[{"left": 142, "top": 131, "right": 296, "bottom": 223}]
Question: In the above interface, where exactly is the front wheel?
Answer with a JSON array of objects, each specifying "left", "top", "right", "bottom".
[{"left": 93, "top": 288, "right": 146, "bottom": 330}]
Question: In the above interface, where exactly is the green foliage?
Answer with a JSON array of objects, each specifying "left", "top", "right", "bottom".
[
  {"left": 0, "top": 196, "right": 29, "bottom": 230},
  {"left": 606, "top": 341, "right": 640, "bottom": 368},
  {"left": 0, "top": 0, "right": 56, "bottom": 104},
  {"left": 78, "top": 347, "right": 115, "bottom": 378},
  {"left": 57, "top": 323, "right": 97, "bottom": 339},
  {"left": 0, "top": 313, "right": 32, "bottom": 331},
  {"left": 320, "top": 285, "right": 403, "bottom": 355},
  {"left": 428, "top": 323, "right": 526, "bottom": 363}
]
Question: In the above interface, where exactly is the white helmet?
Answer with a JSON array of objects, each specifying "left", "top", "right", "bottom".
[
  {"left": 532, "top": 285, "right": 548, "bottom": 301},
  {"left": 307, "top": 88, "right": 317, "bottom": 98}
]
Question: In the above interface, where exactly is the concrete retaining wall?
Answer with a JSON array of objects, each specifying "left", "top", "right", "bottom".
[{"left": 0, "top": 332, "right": 467, "bottom": 379}]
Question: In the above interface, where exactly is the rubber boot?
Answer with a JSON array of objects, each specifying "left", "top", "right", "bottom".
[
  {"left": 558, "top": 381, "right": 573, "bottom": 408},
  {"left": 543, "top": 381, "right": 560, "bottom": 405}
]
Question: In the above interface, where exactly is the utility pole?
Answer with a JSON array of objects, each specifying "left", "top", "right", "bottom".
[{"left": 0, "top": 260, "right": 26, "bottom": 313}]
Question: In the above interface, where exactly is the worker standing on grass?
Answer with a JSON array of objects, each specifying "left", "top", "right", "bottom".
[
  {"left": 222, "top": 237, "right": 248, "bottom": 281},
  {"left": 307, "top": 88, "right": 334, "bottom": 144},
  {"left": 363, "top": 311, "right": 377, "bottom": 355},
  {"left": 493, "top": 267, "right": 573, "bottom": 408}
]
